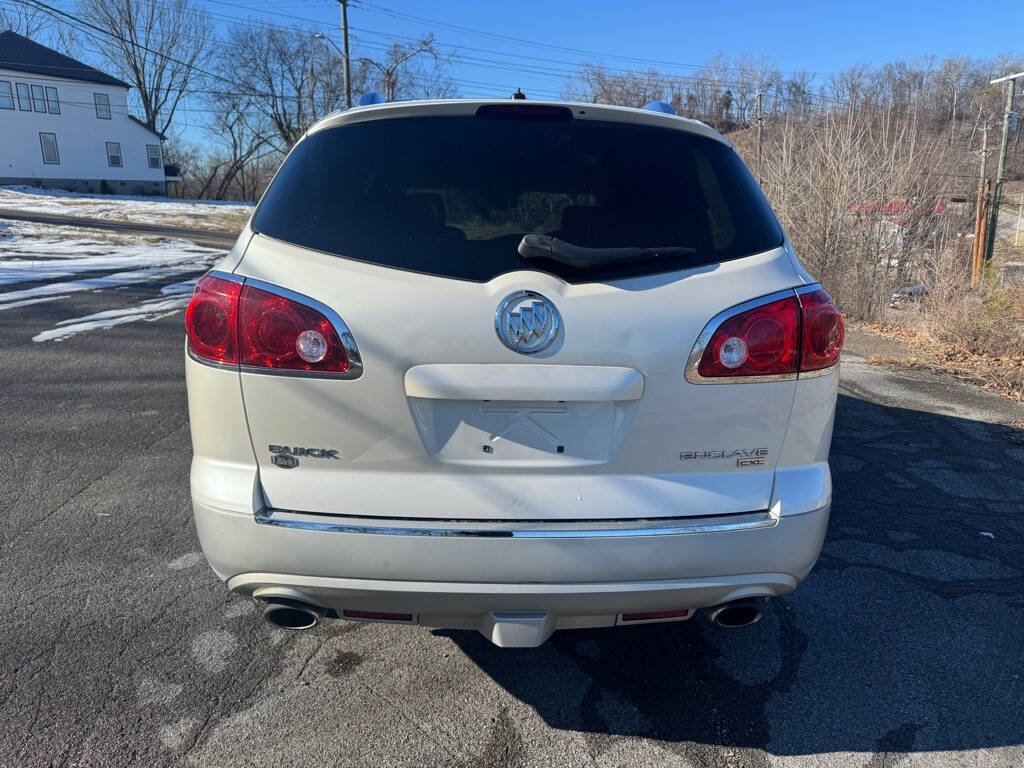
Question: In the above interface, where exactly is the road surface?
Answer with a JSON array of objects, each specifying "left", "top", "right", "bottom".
[{"left": 0, "top": 269, "right": 1022, "bottom": 767}]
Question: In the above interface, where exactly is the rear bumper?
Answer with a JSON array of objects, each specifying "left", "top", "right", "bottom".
[{"left": 193, "top": 498, "right": 830, "bottom": 627}]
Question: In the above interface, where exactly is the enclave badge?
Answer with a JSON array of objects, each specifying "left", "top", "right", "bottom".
[{"left": 680, "top": 447, "right": 768, "bottom": 467}]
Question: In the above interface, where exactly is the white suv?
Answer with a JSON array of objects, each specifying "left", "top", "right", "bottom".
[{"left": 185, "top": 99, "right": 843, "bottom": 647}]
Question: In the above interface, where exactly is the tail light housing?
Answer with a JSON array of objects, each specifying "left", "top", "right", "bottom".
[
  {"left": 686, "top": 286, "right": 843, "bottom": 382},
  {"left": 798, "top": 288, "right": 845, "bottom": 372},
  {"left": 184, "top": 275, "right": 241, "bottom": 364},
  {"left": 185, "top": 272, "right": 362, "bottom": 378}
]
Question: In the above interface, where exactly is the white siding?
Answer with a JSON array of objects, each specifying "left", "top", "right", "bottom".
[{"left": 0, "top": 68, "right": 164, "bottom": 184}]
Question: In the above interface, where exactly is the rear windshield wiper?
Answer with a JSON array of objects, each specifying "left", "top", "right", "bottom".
[{"left": 517, "top": 234, "right": 696, "bottom": 268}]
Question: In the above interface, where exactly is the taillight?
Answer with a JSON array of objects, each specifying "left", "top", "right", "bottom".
[
  {"left": 688, "top": 286, "right": 844, "bottom": 382},
  {"left": 185, "top": 275, "right": 241, "bottom": 364},
  {"left": 186, "top": 273, "right": 359, "bottom": 377},
  {"left": 798, "top": 289, "right": 845, "bottom": 372},
  {"left": 696, "top": 295, "right": 801, "bottom": 379},
  {"left": 239, "top": 284, "right": 350, "bottom": 373}
]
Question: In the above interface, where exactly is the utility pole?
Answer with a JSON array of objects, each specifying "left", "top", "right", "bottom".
[
  {"left": 972, "top": 124, "right": 990, "bottom": 287},
  {"left": 339, "top": 0, "right": 352, "bottom": 109},
  {"left": 983, "top": 71, "right": 1022, "bottom": 263}
]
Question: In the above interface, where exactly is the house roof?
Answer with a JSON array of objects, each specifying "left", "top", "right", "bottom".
[
  {"left": 0, "top": 30, "right": 130, "bottom": 88},
  {"left": 128, "top": 114, "right": 164, "bottom": 140}
]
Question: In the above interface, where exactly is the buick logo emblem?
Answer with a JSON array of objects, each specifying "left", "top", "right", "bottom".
[{"left": 495, "top": 290, "right": 561, "bottom": 355}]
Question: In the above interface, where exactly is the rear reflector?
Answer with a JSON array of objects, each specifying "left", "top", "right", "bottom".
[
  {"left": 621, "top": 609, "right": 694, "bottom": 622},
  {"left": 342, "top": 610, "right": 414, "bottom": 622}
]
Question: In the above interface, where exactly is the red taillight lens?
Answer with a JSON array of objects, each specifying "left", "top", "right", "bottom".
[
  {"left": 185, "top": 275, "right": 242, "bottom": 364},
  {"left": 238, "top": 284, "right": 350, "bottom": 373},
  {"left": 697, "top": 296, "right": 801, "bottom": 378},
  {"left": 693, "top": 288, "right": 845, "bottom": 380},
  {"left": 798, "top": 289, "right": 845, "bottom": 371}
]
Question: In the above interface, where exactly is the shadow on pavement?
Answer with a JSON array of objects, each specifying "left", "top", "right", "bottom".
[{"left": 444, "top": 393, "right": 1024, "bottom": 756}]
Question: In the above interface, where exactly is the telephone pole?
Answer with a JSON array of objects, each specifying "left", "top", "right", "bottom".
[
  {"left": 983, "top": 71, "right": 1021, "bottom": 263},
  {"left": 339, "top": 0, "right": 352, "bottom": 109},
  {"left": 972, "top": 124, "right": 990, "bottom": 286}
]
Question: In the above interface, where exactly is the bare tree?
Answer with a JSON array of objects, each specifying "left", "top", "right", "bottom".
[
  {"left": 222, "top": 23, "right": 358, "bottom": 153},
  {"left": 563, "top": 62, "right": 665, "bottom": 108},
  {"left": 1, "top": 4, "right": 78, "bottom": 54},
  {"left": 79, "top": 0, "right": 212, "bottom": 136},
  {"left": 361, "top": 34, "right": 452, "bottom": 102},
  {"left": 560, "top": 53, "right": 1024, "bottom": 319}
]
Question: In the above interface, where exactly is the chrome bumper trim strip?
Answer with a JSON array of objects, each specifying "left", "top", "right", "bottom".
[{"left": 253, "top": 509, "right": 778, "bottom": 538}]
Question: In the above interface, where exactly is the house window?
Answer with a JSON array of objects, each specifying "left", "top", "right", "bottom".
[
  {"left": 94, "top": 93, "right": 111, "bottom": 119},
  {"left": 39, "top": 133, "right": 59, "bottom": 164},
  {"left": 146, "top": 144, "right": 161, "bottom": 169},
  {"left": 16, "top": 83, "right": 31, "bottom": 111},
  {"left": 106, "top": 141, "right": 122, "bottom": 167},
  {"left": 31, "top": 84, "right": 46, "bottom": 112},
  {"left": 0, "top": 81, "right": 13, "bottom": 110},
  {"left": 45, "top": 86, "right": 59, "bottom": 114}
]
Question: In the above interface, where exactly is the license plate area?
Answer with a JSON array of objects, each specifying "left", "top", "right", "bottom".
[{"left": 407, "top": 398, "right": 639, "bottom": 466}]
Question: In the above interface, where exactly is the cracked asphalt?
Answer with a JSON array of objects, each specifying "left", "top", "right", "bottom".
[{"left": 2, "top": 288, "right": 1023, "bottom": 767}]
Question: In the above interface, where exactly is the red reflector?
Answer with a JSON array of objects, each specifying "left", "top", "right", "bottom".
[
  {"left": 238, "top": 284, "right": 350, "bottom": 373},
  {"left": 342, "top": 610, "right": 413, "bottom": 622},
  {"left": 621, "top": 609, "right": 693, "bottom": 622},
  {"left": 697, "top": 296, "right": 800, "bottom": 378},
  {"left": 798, "top": 289, "right": 845, "bottom": 371},
  {"left": 185, "top": 275, "right": 242, "bottom": 364}
]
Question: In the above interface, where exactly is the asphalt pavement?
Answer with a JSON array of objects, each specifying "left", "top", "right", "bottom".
[{"left": 1, "top": 272, "right": 1023, "bottom": 767}]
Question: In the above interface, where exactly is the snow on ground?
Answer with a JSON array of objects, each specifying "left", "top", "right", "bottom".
[
  {"left": 0, "top": 218, "right": 224, "bottom": 341},
  {"left": 0, "top": 185, "right": 253, "bottom": 232},
  {"left": 32, "top": 280, "right": 200, "bottom": 343}
]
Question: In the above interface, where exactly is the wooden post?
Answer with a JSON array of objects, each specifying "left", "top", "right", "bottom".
[
  {"left": 971, "top": 125, "right": 989, "bottom": 287},
  {"left": 973, "top": 178, "right": 990, "bottom": 287}
]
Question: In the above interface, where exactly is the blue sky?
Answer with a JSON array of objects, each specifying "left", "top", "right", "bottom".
[
  {"left": 234, "top": 0, "right": 1024, "bottom": 100},
  {"left": 148, "top": 0, "right": 1022, "bottom": 138}
]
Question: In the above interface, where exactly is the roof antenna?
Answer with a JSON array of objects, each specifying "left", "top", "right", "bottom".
[{"left": 511, "top": 88, "right": 526, "bottom": 100}]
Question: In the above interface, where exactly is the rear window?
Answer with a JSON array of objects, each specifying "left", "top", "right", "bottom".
[{"left": 252, "top": 114, "right": 783, "bottom": 283}]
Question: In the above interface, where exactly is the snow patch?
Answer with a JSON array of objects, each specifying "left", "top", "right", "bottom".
[
  {"left": 32, "top": 295, "right": 192, "bottom": 342},
  {"left": 0, "top": 185, "right": 252, "bottom": 230}
]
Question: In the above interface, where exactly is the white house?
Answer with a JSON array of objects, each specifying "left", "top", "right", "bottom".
[{"left": 0, "top": 30, "right": 169, "bottom": 195}]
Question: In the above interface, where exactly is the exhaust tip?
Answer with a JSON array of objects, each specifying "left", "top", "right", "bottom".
[
  {"left": 262, "top": 599, "right": 323, "bottom": 631},
  {"left": 706, "top": 597, "right": 764, "bottom": 628}
]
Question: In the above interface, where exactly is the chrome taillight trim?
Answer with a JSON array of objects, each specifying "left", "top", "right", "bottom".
[
  {"left": 187, "top": 270, "right": 363, "bottom": 380},
  {"left": 683, "top": 287, "right": 802, "bottom": 385},
  {"left": 205, "top": 269, "right": 245, "bottom": 284}
]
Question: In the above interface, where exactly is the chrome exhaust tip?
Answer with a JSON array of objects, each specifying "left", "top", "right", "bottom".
[
  {"left": 262, "top": 598, "right": 324, "bottom": 630},
  {"left": 705, "top": 597, "right": 764, "bottom": 628}
]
